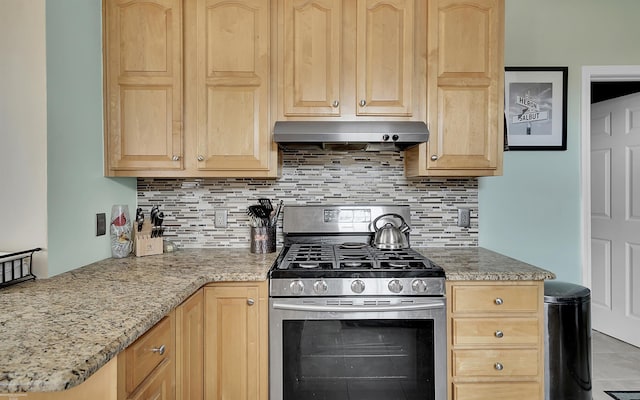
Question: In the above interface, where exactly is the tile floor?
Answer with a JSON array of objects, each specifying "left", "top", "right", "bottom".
[{"left": 592, "top": 330, "right": 640, "bottom": 400}]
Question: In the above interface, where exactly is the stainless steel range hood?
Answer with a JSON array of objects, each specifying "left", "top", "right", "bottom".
[{"left": 273, "top": 121, "right": 429, "bottom": 151}]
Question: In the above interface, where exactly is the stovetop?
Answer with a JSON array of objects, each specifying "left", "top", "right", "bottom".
[
  {"left": 271, "top": 243, "right": 443, "bottom": 278},
  {"left": 269, "top": 205, "right": 445, "bottom": 297}
]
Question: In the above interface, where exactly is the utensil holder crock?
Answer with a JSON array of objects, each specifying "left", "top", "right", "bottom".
[{"left": 250, "top": 226, "right": 276, "bottom": 254}]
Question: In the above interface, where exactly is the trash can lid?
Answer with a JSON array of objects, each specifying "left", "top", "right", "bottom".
[{"left": 544, "top": 281, "right": 591, "bottom": 303}]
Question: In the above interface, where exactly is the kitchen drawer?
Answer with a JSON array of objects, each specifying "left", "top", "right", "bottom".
[
  {"left": 452, "top": 317, "right": 539, "bottom": 346},
  {"left": 128, "top": 357, "right": 173, "bottom": 400},
  {"left": 124, "top": 316, "right": 173, "bottom": 393},
  {"left": 451, "top": 284, "right": 539, "bottom": 314},
  {"left": 453, "top": 348, "right": 539, "bottom": 377},
  {"left": 452, "top": 382, "right": 541, "bottom": 400}
]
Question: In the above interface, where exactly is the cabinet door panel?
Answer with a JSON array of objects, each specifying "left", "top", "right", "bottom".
[
  {"left": 176, "top": 290, "right": 203, "bottom": 400},
  {"left": 283, "top": 0, "right": 341, "bottom": 116},
  {"left": 194, "top": 0, "right": 271, "bottom": 172},
  {"left": 204, "top": 283, "right": 267, "bottom": 400},
  {"left": 104, "top": 0, "right": 183, "bottom": 173},
  {"left": 356, "top": 0, "right": 413, "bottom": 116},
  {"left": 426, "top": 0, "right": 503, "bottom": 173}
]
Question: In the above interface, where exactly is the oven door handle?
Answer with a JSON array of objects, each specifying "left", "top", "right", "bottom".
[{"left": 271, "top": 301, "right": 444, "bottom": 313}]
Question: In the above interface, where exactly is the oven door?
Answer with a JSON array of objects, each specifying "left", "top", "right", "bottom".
[{"left": 269, "top": 296, "right": 446, "bottom": 400}]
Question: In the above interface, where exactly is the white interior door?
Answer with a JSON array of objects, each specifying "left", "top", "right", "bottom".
[{"left": 591, "top": 92, "right": 640, "bottom": 347}]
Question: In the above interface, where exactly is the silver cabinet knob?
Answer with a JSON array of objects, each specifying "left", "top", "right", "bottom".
[
  {"left": 430, "top": 155, "right": 438, "bottom": 161},
  {"left": 197, "top": 155, "right": 205, "bottom": 161},
  {"left": 172, "top": 155, "right": 180, "bottom": 161},
  {"left": 351, "top": 279, "right": 365, "bottom": 294},
  {"left": 359, "top": 99, "right": 366, "bottom": 107},
  {"left": 332, "top": 100, "right": 339, "bottom": 108},
  {"left": 494, "top": 297, "right": 504, "bottom": 305},
  {"left": 494, "top": 362, "right": 504, "bottom": 371},
  {"left": 247, "top": 298, "right": 255, "bottom": 306},
  {"left": 495, "top": 330, "right": 504, "bottom": 338},
  {"left": 151, "top": 344, "right": 166, "bottom": 355}
]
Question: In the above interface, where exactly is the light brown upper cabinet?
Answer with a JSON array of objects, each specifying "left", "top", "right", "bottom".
[
  {"left": 405, "top": 0, "right": 505, "bottom": 177},
  {"left": 103, "top": 0, "right": 184, "bottom": 173},
  {"left": 277, "top": 0, "right": 427, "bottom": 121},
  {"left": 104, "top": 0, "right": 279, "bottom": 178}
]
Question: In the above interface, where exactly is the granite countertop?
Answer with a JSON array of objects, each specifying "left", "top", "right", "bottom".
[
  {"left": 0, "top": 249, "right": 276, "bottom": 394},
  {"left": 0, "top": 246, "right": 554, "bottom": 393},
  {"left": 420, "top": 247, "right": 556, "bottom": 281}
]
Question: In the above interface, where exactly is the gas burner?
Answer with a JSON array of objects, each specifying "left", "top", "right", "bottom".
[
  {"left": 298, "top": 263, "right": 320, "bottom": 269},
  {"left": 340, "top": 242, "right": 368, "bottom": 249}
]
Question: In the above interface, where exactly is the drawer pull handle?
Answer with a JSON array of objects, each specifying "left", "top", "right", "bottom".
[
  {"left": 332, "top": 100, "right": 340, "bottom": 108},
  {"left": 494, "top": 362, "right": 504, "bottom": 371},
  {"left": 494, "top": 297, "right": 504, "bottom": 305},
  {"left": 247, "top": 298, "right": 255, "bottom": 306},
  {"left": 495, "top": 330, "right": 504, "bottom": 338},
  {"left": 151, "top": 344, "right": 166, "bottom": 356}
]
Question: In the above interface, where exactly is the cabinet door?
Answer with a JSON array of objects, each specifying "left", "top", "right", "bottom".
[
  {"left": 176, "top": 289, "right": 203, "bottom": 400},
  {"left": 424, "top": 0, "right": 504, "bottom": 175},
  {"left": 104, "top": 0, "right": 183, "bottom": 174},
  {"left": 204, "top": 282, "right": 268, "bottom": 400},
  {"left": 190, "top": 0, "right": 273, "bottom": 174},
  {"left": 356, "top": 0, "right": 414, "bottom": 116},
  {"left": 281, "top": 0, "right": 342, "bottom": 116}
]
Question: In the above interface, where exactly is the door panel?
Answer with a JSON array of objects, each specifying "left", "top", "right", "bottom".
[
  {"left": 194, "top": 0, "right": 271, "bottom": 172},
  {"left": 105, "top": 0, "right": 183, "bottom": 172},
  {"left": 283, "top": 0, "right": 342, "bottom": 116},
  {"left": 591, "top": 92, "right": 640, "bottom": 347},
  {"left": 356, "top": 0, "right": 413, "bottom": 116}
]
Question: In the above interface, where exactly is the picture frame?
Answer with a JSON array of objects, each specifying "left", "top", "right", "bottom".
[{"left": 504, "top": 67, "right": 568, "bottom": 150}]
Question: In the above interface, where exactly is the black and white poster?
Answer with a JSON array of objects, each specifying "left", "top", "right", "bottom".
[{"left": 505, "top": 67, "right": 568, "bottom": 150}]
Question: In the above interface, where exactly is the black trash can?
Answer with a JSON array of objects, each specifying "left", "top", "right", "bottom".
[{"left": 544, "top": 281, "right": 592, "bottom": 400}]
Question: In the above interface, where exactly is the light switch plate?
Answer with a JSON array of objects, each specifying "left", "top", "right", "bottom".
[
  {"left": 214, "top": 208, "right": 228, "bottom": 228},
  {"left": 457, "top": 208, "right": 471, "bottom": 228},
  {"left": 96, "top": 213, "right": 106, "bottom": 236}
]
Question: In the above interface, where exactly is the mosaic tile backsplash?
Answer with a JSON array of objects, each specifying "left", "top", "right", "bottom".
[{"left": 137, "top": 149, "right": 478, "bottom": 248}]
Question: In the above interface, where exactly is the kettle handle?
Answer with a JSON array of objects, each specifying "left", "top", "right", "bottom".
[{"left": 371, "top": 213, "right": 410, "bottom": 232}]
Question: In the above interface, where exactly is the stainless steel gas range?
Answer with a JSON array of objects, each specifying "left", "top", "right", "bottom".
[{"left": 269, "top": 205, "right": 447, "bottom": 400}]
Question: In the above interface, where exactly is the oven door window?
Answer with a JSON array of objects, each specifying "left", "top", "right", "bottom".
[{"left": 282, "top": 320, "right": 435, "bottom": 400}]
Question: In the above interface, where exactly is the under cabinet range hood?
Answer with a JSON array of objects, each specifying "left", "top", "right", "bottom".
[{"left": 273, "top": 121, "right": 429, "bottom": 151}]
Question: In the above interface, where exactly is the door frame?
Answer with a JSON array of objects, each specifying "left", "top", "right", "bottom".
[{"left": 580, "top": 65, "right": 640, "bottom": 290}]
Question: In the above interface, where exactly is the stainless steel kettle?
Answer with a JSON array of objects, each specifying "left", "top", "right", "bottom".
[{"left": 371, "top": 213, "right": 410, "bottom": 250}]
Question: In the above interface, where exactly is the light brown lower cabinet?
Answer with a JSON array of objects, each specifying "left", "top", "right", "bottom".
[
  {"left": 204, "top": 281, "right": 268, "bottom": 400},
  {"left": 447, "top": 281, "right": 544, "bottom": 400},
  {"left": 117, "top": 313, "right": 176, "bottom": 400},
  {"left": 176, "top": 288, "right": 204, "bottom": 400}
]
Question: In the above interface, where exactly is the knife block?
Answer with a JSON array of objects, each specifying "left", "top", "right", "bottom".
[{"left": 133, "top": 221, "right": 163, "bottom": 257}]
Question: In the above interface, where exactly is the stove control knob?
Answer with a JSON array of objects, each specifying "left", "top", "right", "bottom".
[
  {"left": 313, "top": 280, "right": 328, "bottom": 294},
  {"left": 388, "top": 279, "right": 403, "bottom": 293},
  {"left": 411, "top": 279, "right": 428, "bottom": 293},
  {"left": 351, "top": 279, "right": 366, "bottom": 294},
  {"left": 289, "top": 280, "right": 305, "bottom": 295}
]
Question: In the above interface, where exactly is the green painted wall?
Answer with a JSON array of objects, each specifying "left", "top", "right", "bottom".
[
  {"left": 479, "top": 0, "right": 640, "bottom": 283},
  {"left": 46, "top": 0, "right": 136, "bottom": 276}
]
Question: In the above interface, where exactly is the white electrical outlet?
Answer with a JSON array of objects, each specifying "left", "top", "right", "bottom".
[
  {"left": 457, "top": 208, "right": 471, "bottom": 228},
  {"left": 214, "top": 208, "right": 228, "bottom": 228}
]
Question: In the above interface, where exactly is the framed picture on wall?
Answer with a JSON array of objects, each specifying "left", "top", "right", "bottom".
[{"left": 504, "top": 66, "right": 568, "bottom": 150}]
